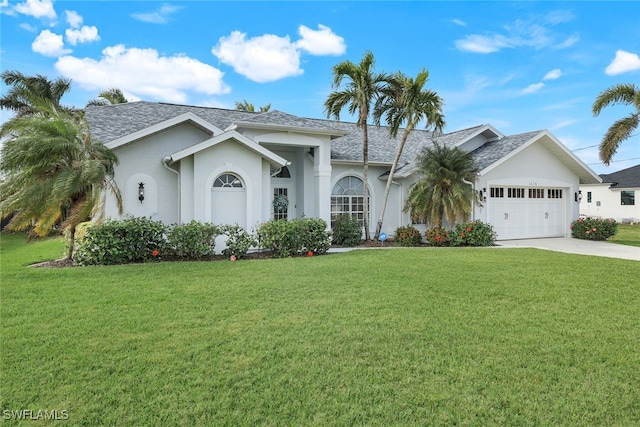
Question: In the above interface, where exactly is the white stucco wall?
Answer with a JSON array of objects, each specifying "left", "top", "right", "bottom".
[
  {"left": 580, "top": 184, "right": 639, "bottom": 222},
  {"left": 106, "top": 123, "right": 210, "bottom": 224},
  {"left": 192, "top": 140, "right": 264, "bottom": 229}
]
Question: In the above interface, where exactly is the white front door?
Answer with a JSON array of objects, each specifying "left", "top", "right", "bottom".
[{"left": 271, "top": 184, "right": 294, "bottom": 220}]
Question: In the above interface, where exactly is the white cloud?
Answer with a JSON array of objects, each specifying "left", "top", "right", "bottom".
[
  {"left": 32, "top": 30, "right": 71, "bottom": 56},
  {"left": 455, "top": 12, "right": 576, "bottom": 54},
  {"left": 212, "top": 31, "right": 303, "bottom": 83},
  {"left": 543, "top": 10, "right": 574, "bottom": 25},
  {"left": 605, "top": 50, "right": 640, "bottom": 76},
  {"left": 522, "top": 82, "right": 545, "bottom": 94},
  {"left": 131, "top": 3, "right": 181, "bottom": 24},
  {"left": 455, "top": 34, "right": 512, "bottom": 53},
  {"left": 212, "top": 25, "right": 346, "bottom": 82},
  {"left": 551, "top": 119, "right": 580, "bottom": 130},
  {"left": 543, "top": 69, "right": 562, "bottom": 80},
  {"left": 14, "top": 0, "right": 55, "bottom": 19},
  {"left": 66, "top": 26, "right": 100, "bottom": 45},
  {"left": 65, "top": 10, "right": 83, "bottom": 28},
  {"left": 19, "top": 22, "right": 37, "bottom": 32},
  {"left": 296, "top": 24, "right": 346, "bottom": 55},
  {"left": 451, "top": 18, "right": 467, "bottom": 27},
  {"left": 55, "top": 44, "right": 230, "bottom": 103},
  {"left": 554, "top": 33, "right": 579, "bottom": 49}
]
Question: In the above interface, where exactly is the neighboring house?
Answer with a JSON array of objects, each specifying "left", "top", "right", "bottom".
[
  {"left": 85, "top": 101, "right": 601, "bottom": 241},
  {"left": 580, "top": 164, "right": 640, "bottom": 223}
]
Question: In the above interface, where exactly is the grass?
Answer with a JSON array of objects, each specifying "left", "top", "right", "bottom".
[
  {"left": 1, "top": 232, "right": 640, "bottom": 426},
  {"left": 611, "top": 223, "right": 640, "bottom": 247}
]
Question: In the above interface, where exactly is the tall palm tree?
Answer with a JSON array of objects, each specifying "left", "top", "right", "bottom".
[
  {"left": 372, "top": 69, "right": 445, "bottom": 238},
  {"left": 405, "top": 142, "right": 477, "bottom": 228},
  {"left": 0, "top": 70, "right": 74, "bottom": 118},
  {"left": 235, "top": 99, "right": 271, "bottom": 112},
  {"left": 324, "top": 51, "right": 388, "bottom": 240},
  {"left": 0, "top": 99, "right": 123, "bottom": 259},
  {"left": 592, "top": 83, "right": 640, "bottom": 165},
  {"left": 87, "top": 88, "right": 129, "bottom": 106}
]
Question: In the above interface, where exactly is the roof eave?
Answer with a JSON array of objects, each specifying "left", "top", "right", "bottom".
[{"left": 228, "top": 121, "right": 348, "bottom": 137}]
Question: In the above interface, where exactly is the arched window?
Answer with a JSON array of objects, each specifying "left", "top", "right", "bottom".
[
  {"left": 331, "top": 176, "right": 369, "bottom": 226},
  {"left": 213, "top": 173, "right": 243, "bottom": 188}
]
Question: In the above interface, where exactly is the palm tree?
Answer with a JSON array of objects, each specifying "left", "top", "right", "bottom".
[
  {"left": 0, "top": 70, "right": 74, "bottom": 118},
  {"left": 235, "top": 99, "right": 271, "bottom": 112},
  {"left": 87, "top": 88, "right": 129, "bottom": 106},
  {"left": 0, "top": 99, "right": 123, "bottom": 259},
  {"left": 405, "top": 142, "right": 477, "bottom": 228},
  {"left": 372, "top": 69, "right": 445, "bottom": 238},
  {"left": 324, "top": 51, "right": 388, "bottom": 240},
  {"left": 592, "top": 83, "right": 640, "bottom": 165}
]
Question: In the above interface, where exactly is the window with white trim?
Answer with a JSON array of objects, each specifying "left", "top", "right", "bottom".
[
  {"left": 331, "top": 176, "right": 369, "bottom": 227},
  {"left": 213, "top": 173, "right": 243, "bottom": 188}
]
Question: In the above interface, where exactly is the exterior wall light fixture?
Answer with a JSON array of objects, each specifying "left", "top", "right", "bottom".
[
  {"left": 574, "top": 190, "right": 582, "bottom": 202},
  {"left": 138, "top": 182, "right": 145, "bottom": 203}
]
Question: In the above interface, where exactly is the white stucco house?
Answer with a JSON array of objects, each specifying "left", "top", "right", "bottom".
[
  {"left": 580, "top": 164, "right": 640, "bottom": 223},
  {"left": 85, "top": 101, "right": 601, "bottom": 241}
]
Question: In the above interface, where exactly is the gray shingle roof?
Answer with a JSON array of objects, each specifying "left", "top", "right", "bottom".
[
  {"left": 600, "top": 164, "right": 640, "bottom": 188},
  {"left": 85, "top": 101, "right": 257, "bottom": 144},
  {"left": 84, "top": 101, "right": 551, "bottom": 175},
  {"left": 470, "top": 130, "right": 542, "bottom": 171}
]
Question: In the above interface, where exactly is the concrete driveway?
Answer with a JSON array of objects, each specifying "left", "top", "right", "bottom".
[{"left": 497, "top": 237, "right": 640, "bottom": 261}]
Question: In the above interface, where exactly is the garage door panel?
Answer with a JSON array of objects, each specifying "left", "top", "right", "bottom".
[{"left": 488, "top": 186, "right": 566, "bottom": 240}]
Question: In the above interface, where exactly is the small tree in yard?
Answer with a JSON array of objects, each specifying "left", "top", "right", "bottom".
[
  {"left": 405, "top": 142, "right": 477, "bottom": 228},
  {"left": 0, "top": 99, "right": 122, "bottom": 259}
]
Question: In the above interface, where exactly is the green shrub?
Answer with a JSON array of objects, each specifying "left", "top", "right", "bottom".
[
  {"left": 258, "top": 218, "right": 331, "bottom": 257},
  {"left": 295, "top": 217, "right": 332, "bottom": 254},
  {"left": 258, "top": 219, "right": 295, "bottom": 258},
  {"left": 394, "top": 225, "right": 422, "bottom": 246},
  {"left": 571, "top": 217, "right": 617, "bottom": 240},
  {"left": 220, "top": 224, "right": 256, "bottom": 259},
  {"left": 74, "top": 217, "right": 168, "bottom": 265},
  {"left": 450, "top": 220, "right": 497, "bottom": 247},
  {"left": 331, "top": 214, "right": 362, "bottom": 247},
  {"left": 425, "top": 227, "right": 450, "bottom": 246},
  {"left": 167, "top": 221, "right": 219, "bottom": 260}
]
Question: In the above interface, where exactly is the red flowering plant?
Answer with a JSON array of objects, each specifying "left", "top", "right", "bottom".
[
  {"left": 425, "top": 226, "right": 450, "bottom": 247},
  {"left": 570, "top": 217, "right": 617, "bottom": 240},
  {"left": 394, "top": 225, "right": 423, "bottom": 246},
  {"left": 449, "top": 220, "right": 497, "bottom": 247}
]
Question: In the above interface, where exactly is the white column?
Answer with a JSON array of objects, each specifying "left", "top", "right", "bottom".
[
  {"left": 180, "top": 157, "right": 194, "bottom": 223},
  {"left": 314, "top": 142, "right": 332, "bottom": 225}
]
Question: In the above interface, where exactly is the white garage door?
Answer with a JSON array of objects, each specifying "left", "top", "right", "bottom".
[{"left": 488, "top": 186, "right": 566, "bottom": 240}]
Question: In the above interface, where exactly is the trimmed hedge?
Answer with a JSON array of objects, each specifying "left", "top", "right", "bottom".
[
  {"left": 425, "top": 221, "right": 496, "bottom": 247},
  {"left": 571, "top": 217, "right": 617, "bottom": 240},
  {"left": 74, "top": 217, "right": 168, "bottom": 265},
  {"left": 74, "top": 217, "right": 331, "bottom": 265},
  {"left": 331, "top": 214, "right": 362, "bottom": 247},
  {"left": 258, "top": 218, "right": 331, "bottom": 258}
]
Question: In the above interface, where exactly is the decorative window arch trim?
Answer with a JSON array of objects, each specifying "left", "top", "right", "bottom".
[{"left": 205, "top": 166, "right": 252, "bottom": 225}]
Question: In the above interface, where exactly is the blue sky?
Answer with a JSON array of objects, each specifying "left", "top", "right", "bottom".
[{"left": 1, "top": 0, "right": 639, "bottom": 175}]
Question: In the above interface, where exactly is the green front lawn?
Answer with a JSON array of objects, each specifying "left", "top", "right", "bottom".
[
  {"left": 612, "top": 223, "right": 640, "bottom": 247},
  {"left": 2, "top": 233, "right": 639, "bottom": 425}
]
